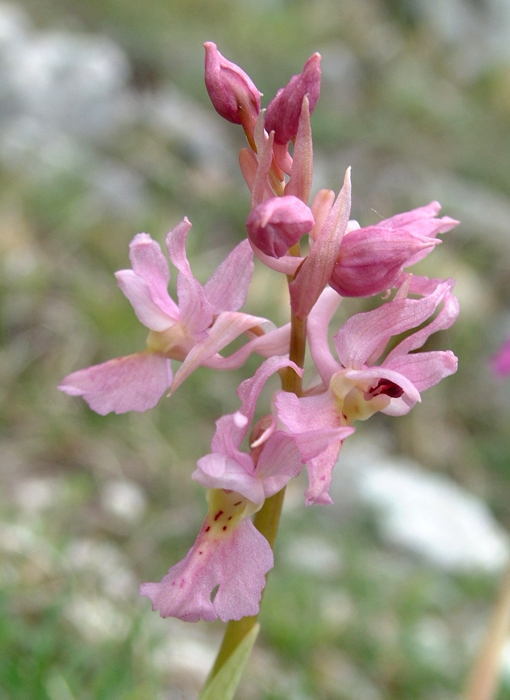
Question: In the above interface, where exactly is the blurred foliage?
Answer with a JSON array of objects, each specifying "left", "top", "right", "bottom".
[{"left": 2, "top": 0, "right": 510, "bottom": 698}]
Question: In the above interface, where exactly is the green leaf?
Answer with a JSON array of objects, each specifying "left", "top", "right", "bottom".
[{"left": 198, "top": 624, "right": 260, "bottom": 700}]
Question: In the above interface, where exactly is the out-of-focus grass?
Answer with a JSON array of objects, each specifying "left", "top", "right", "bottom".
[{"left": 2, "top": 0, "right": 510, "bottom": 698}]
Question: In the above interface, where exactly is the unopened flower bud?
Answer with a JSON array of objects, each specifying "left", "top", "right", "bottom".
[
  {"left": 330, "top": 227, "right": 437, "bottom": 297},
  {"left": 246, "top": 196, "right": 315, "bottom": 258},
  {"left": 204, "top": 42, "right": 261, "bottom": 127},
  {"left": 265, "top": 53, "right": 321, "bottom": 144}
]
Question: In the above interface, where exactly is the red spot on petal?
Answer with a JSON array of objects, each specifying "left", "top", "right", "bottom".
[
  {"left": 205, "top": 526, "right": 210, "bottom": 532},
  {"left": 214, "top": 510, "right": 224, "bottom": 521},
  {"left": 228, "top": 516, "right": 232, "bottom": 521},
  {"left": 199, "top": 551, "right": 203, "bottom": 555},
  {"left": 222, "top": 525, "right": 227, "bottom": 531},
  {"left": 234, "top": 501, "right": 242, "bottom": 506}
]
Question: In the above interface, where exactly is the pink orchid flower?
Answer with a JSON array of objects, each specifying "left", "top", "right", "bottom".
[
  {"left": 492, "top": 336, "right": 510, "bottom": 376},
  {"left": 140, "top": 356, "right": 318, "bottom": 622},
  {"left": 140, "top": 488, "right": 273, "bottom": 622},
  {"left": 59, "top": 218, "right": 289, "bottom": 414},
  {"left": 275, "top": 278, "right": 459, "bottom": 505}
]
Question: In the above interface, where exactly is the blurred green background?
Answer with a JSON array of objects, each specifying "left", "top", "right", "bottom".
[{"left": 2, "top": 0, "right": 510, "bottom": 698}]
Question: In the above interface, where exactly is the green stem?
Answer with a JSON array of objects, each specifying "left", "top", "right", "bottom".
[{"left": 207, "top": 252, "right": 306, "bottom": 684}]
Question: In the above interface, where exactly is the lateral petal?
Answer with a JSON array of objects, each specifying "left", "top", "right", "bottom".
[{"left": 59, "top": 351, "right": 172, "bottom": 415}]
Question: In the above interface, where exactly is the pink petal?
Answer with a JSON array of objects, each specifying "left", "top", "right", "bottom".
[
  {"left": 255, "top": 431, "right": 304, "bottom": 497},
  {"left": 307, "top": 287, "right": 342, "bottom": 385},
  {"left": 209, "top": 356, "right": 298, "bottom": 456},
  {"left": 275, "top": 390, "right": 340, "bottom": 434},
  {"left": 379, "top": 201, "right": 459, "bottom": 238},
  {"left": 385, "top": 282, "right": 459, "bottom": 361},
  {"left": 128, "top": 233, "right": 179, "bottom": 319},
  {"left": 384, "top": 350, "right": 458, "bottom": 393},
  {"left": 204, "top": 239, "right": 254, "bottom": 313},
  {"left": 170, "top": 311, "right": 270, "bottom": 393},
  {"left": 205, "top": 323, "right": 291, "bottom": 371},
  {"left": 193, "top": 453, "right": 264, "bottom": 503},
  {"left": 236, "top": 355, "right": 302, "bottom": 425},
  {"left": 304, "top": 442, "right": 343, "bottom": 505},
  {"left": 115, "top": 270, "right": 174, "bottom": 331},
  {"left": 291, "top": 425, "right": 355, "bottom": 462},
  {"left": 166, "top": 219, "right": 214, "bottom": 336},
  {"left": 140, "top": 518, "right": 273, "bottom": 622},
  {"left": 249, "top": 240, "right": 304, "bottom": 275},
  {"left": 176, "top": 272, "right": 214, "bottom": 339},
  {"left": 334, "top": 281, "right": 451, "bottom": 369},
  {"left": 59, "top": 351, "right": 172, "bottom": 415}
]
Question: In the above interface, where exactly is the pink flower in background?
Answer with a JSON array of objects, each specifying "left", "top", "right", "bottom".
[
  {"left": 492, "top": 337, "right": 510, "bottom": 376},
  {"left": 59, "top": 218, "right": 288, "bottom": 414}
]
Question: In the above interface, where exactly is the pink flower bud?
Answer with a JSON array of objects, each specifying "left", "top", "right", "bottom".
[
  {"left": 329, "top": 227, "right": 437, "bottom": 297},
  {"left": 246, "top": 196, "right": 315, "bottom": 258},
  {"left": 264, "top": 53, "right": 321, "bottom": 145},
  {"left": 204, "top": 42, "right": 261, "bottom": 127}
]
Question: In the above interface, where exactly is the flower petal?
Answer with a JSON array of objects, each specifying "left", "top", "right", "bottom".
[
  {"left": 170, "top": 311, "right": 270, "bottom": 393},
  {"left": 193, "top": 453, "right": 264, "bottom": 503},
  {"left": 255, "top": 431, "right": 304, "bottom": 497},
  {"left": 204, "top": 239, "right": 254, "bottom": 313},
  {"left": 334, "top": 280, "right": 452, "bottom": 369},
  {"left": 166, "top": 219, "right": 214, "bottom": 337},
  {"left": 59, "top": 351, "right": 172, "bottom": 415},
  {"left": 140, "top": 518, "right": 273, "bottom": 622},
  {"left": 128, "top": 233, "right": 179, "bottom": 319},
  {"left": 115, "top": 270, "right": 174, "bottom": 331},
  {"left": 307, "top": 287, "right": 342, "bottom": 385}
]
